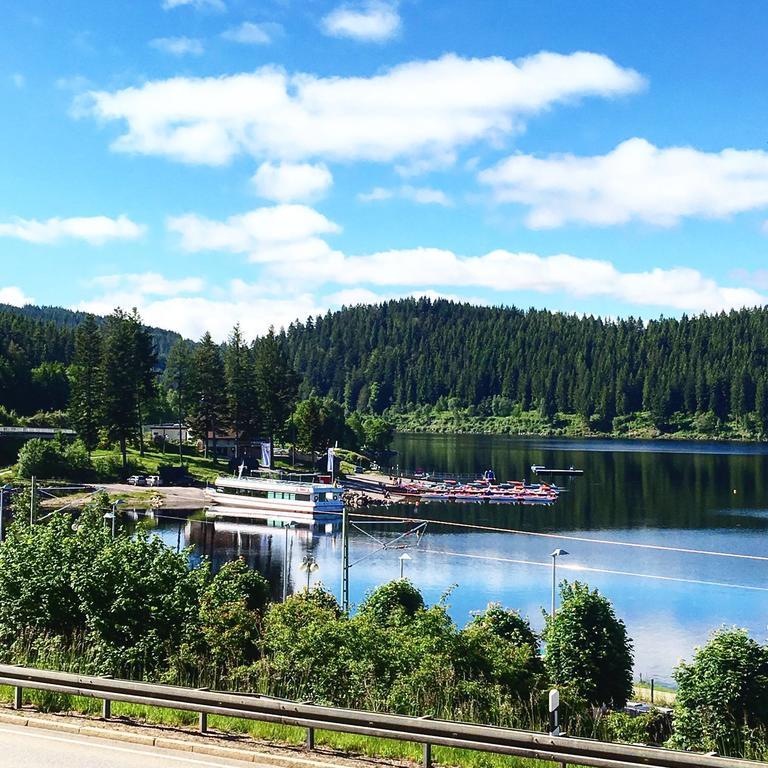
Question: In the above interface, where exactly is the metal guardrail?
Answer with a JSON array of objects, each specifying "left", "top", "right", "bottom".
[
  {"left": 0, "top": 665, "right": 763, "bottom": 768},
  {"left": 0, "top": 427, "right": 76, "bottom": 436}
]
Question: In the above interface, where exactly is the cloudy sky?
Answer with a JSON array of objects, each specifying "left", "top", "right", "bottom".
[{"left": 3, "top": 1, "right": 768, "bottom": 339}]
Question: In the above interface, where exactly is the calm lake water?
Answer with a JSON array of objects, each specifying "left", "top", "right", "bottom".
[{"left": 153, "top": 434, "right": 768, "bottom": 685}]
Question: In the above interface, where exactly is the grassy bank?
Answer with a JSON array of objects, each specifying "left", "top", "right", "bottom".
[
  {"left": 391, "top": 409, "right": 767, "bottom": 442},
  {"left": 0, "top": 686, "right": 547, "bottom": 768}
]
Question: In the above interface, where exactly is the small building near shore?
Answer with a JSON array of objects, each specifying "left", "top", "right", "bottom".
[{"left": 146, "top": 423, "right": 190, "bottom": 443}]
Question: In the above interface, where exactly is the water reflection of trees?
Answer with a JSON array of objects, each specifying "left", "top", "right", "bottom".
[{"left": 392, "top": 434, "right": 768, "bottom": 532}]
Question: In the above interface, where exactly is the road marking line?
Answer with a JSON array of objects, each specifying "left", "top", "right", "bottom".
[
  {"left": 0, "top": 723, "right": 357, "bottom": 768},
  {"left": 0, "top": 726, "right": 247, "bottom": 766}
]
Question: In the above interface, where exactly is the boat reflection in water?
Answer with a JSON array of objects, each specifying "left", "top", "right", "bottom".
[{"left": 184, "top": 510, "right": 341, "bottom": 600}]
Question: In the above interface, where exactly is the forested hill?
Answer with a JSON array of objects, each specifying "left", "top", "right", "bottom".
[
  {"left": 0, "top": 304, "right": 181, "bottom": 415},
  {"left": 0, "top": 304, "right": 181, "bottom": 362},
  {"left": 283, "top": 298, "right": 768, "bottom": 425}
]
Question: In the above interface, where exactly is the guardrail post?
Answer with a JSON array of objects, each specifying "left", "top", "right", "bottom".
[
  {"left": 12, "top": 686, "right": 22, "bottom": 710},
  {"left": 423, "top": 742, "right": 432, "bottom": 768},
  {"left": 102, "top": 698, "right": 111, "bottom": 719},
  {"left": 306, "top": 726, "right": 315, "bottom": 750},
  {"left": 199, "top": 712, "right": 208, "bottom": 734}
]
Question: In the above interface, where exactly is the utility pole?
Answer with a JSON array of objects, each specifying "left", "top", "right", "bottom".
[
  {"left": 0, "top": 485, "right": 6, "bottom": 542},
  {"left": 341, "top": 503, "right": 349, "bottom": 613},
  {"left": 282, "top": 522, "right": 296, "bottom": 602}
]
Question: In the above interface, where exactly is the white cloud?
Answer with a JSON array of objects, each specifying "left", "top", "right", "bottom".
[
  {"left": 222, "top": 22, "right": 282, "bottom": 45},
  {"left": 150, "top": 37, "right": 205, "bottom": 56},
  {"left": 265, "top": 245, "right": 766, "bottom": 315},
  {"left": 76, "top": 285, "right": 323, "bottom": 342},
  {"left": 167, "top": 204, "right": 340, "bottom": 263},
  {"left": 358, "top": 187, "right": 393, "bottom": 202},
  {"left": 321, "top": 1, "right": 400, "bottom": 42},
  {"left": 325, "top": 287, "right": 481, "bottom": 307},
  {"left": 0, "top": 215, "right": 145, "bottom": 245},
  {"left": 91, "top": 272, "right": 204, "bottom": 296},
  {"left": 55, "top": 75, "right": 92, "bottom": 92},
  {"left": 82, "top": 52, "right": 644, "bottom": 166},
  {"left": 0, "top": 286, "right": 34, "bottom": 306},
  {"left": 251, "top": 161, "right": 333, "bottom": 202},
  {"left": 479, "top": 138, "right": 768, "bottom": 228},
  {"left": 360, "top": 185, "right": 452, "bottom": 206},
  {"left": 162, "top": 0, "right": 225, "bottom": 11}
]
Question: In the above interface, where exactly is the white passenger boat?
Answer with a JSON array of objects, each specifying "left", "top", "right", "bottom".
[{"left": 206, "top": 472, "right": 344, "bottom": 521}]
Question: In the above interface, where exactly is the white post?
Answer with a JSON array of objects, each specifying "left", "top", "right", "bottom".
[
  {"left": 551, "top": 554, "right": 556, "bottom": 617},
  {"left": 29, "top": 476, "right": 35, "bottom": 526},
  {"left": 548, "top": 688, "right": 560, "bottom": 736},
  {"left": 282, "top": 524, "right": 289, "bottom": 602}
]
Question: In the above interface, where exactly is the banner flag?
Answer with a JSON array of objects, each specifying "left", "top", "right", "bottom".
[
  {"left": 327, "top": 447, "right": 335, "bottom": 472},
  {"left": 260, "top": 441, "right": 272, "bottom": 468}
]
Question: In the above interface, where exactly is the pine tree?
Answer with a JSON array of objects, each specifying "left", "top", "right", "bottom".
[
  {"left": 163, "top": 339, "right": 196, "bottom": 464},
  {"left": 68, "top": 314, "right": 102, "bottom": 455},
  {"left": 224, "top": 324, "right": 259, "bottom": 458},
  {"left": 189, "top": 332, "right": 226, "bottom": 463},
  {"left": 253, "top": 327, "right": 299, "bottom": 449},
  {"left": 100, "top": 310, "right": 139, "bottom": 470},
  {"left": 755, "top": 376, "right": 768, "bottom": 436},
  {"left": 129, "top": 310, "right": 157, "bottom": 456}
]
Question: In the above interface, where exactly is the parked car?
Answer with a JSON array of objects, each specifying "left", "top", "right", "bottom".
[
  {"left": 146, "top": 475, "right": 162, "bottom": 487},
  {"left": 127, "top": 475, "right": 146, "bottom": 486}
]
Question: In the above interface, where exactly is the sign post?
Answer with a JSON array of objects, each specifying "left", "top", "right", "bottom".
[{"left": 548, "top": 688, "right": 560, "bottom": 737}]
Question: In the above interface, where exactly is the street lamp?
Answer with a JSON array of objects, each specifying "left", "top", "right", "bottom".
[
  {"left": 104, "top": 499, "right": 125, "bottom": 538},
  {"left": 0, "top": 484, "right": 11, "bottom": 542},
  {"left": 282, "top": 522, "right": 297, "bottom": 601},
  {"left": 399, "top": 552, "right": 412, "bottom": 579},
  {"left": 550, "top": 549, "right": 569, "bottom": 617},
  {"left": 299, "top": 554, "right": 319, "bottom": 591}
]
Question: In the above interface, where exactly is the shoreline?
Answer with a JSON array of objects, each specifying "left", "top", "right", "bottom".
[{"left": 390, "top": 410, "right": 768, "bottom": 444}]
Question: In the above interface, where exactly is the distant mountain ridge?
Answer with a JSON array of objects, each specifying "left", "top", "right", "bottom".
[{"left": 0, "top": 303, "right": 182, "bottom": 363}]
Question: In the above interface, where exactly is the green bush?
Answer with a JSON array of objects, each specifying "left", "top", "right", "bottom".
[
  {"left": 198, "top": 559, "right": 270, "bottom": 664},
  {"left": 600, "top": 710, "right": 672, "bottom": 746},
  {"left": 461, "top": 604, "right": 543, "bottom": 697},
  {"left": 16, "top": 437, "right": 92, "bottom": 480},
  {"left": 358, "top": 579, "right": 425, "bottom": 624},
  {"left": 670, "top": 628, "right": 768, "bottom": 755},
  {"left": 543, "top": 581, "right": 633, "bottom": 708}
]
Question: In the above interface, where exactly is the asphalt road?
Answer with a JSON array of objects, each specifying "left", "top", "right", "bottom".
[{"left": 0, "top": 724, "right": 260, "bottom": 767}]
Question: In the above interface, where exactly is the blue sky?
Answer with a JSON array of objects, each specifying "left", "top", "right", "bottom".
[{"left": 2, "top": 0, "right": 768, "bottom": 339}]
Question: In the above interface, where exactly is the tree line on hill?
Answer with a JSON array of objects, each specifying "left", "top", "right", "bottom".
[
  {"left": 0, "top": 305, "right": 393, "bottom": 473},
  {"left": 283, "top": 298, "right": 768, "bottom": 432},
  {"left": 6, "top": 297, "right": 768, "bottom": 449}
]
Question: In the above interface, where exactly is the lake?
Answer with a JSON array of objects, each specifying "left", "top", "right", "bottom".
[{"left": 154, "top": 434, "right": 768, "bottom": 685}]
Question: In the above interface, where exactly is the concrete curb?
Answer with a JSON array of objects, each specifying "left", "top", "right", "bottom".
[{"left": 0, "top": 710, "right": 370, "bottom": 767}]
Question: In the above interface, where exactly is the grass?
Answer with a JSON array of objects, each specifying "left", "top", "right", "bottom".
[
  {"left": 91, "top": 446, "right": 223, "bottom": 483},
  {"left": 0, "top": 685, "right": 551, "bottom": 768},
  {"left": 633, "top": 681, "right": 676, "bottom": 706},
  {"left": 390, "top": 408, "right": 768, "bottom": 442}
]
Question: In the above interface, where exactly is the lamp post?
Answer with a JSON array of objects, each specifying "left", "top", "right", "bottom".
[
  {"left": 282, "top": 522, "right": 297, "bottom": 601},
  {"left": 550, "top": 549, "right": 569, "bottom": 617},
  {"left": 0, "top": 484, "right": 11, "bottom": 542},
  {"left": 399, "top": 552, "right": 412, "bottom": 579},
  {"left": 104, "top": 499, "right": 125, "bottom": 538},
  {"left": 300, "top": 554, "right": 319, "bottom": 591}
]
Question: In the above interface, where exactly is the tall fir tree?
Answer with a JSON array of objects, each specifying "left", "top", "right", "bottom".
[
  {"left": 100, "top": 310, "right": 139, "bottom": 469},
  {"left": 190, "top": 332, "right": 227, "bottom": 463},
  {"left": 68, "top": 314, "right": 102, "bottom": 455},
  {"left": 224, "top": 324, "right": 260, "bottom": 459},
  {"left": 129, "top": 309, "right": 157, "bottom": 456},
  {"left": 253, "top": 327, "right": 299, "bottom": 454},
  {"left": 163, "top": 338, "right": 196, "bottom": 464}
]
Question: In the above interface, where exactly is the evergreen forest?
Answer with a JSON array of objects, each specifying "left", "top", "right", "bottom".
[{"left": 4, "top": 297, "right": 768, "bottom": 440}]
